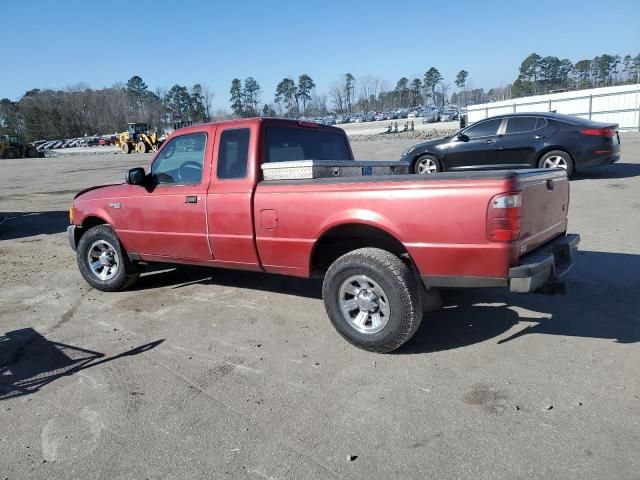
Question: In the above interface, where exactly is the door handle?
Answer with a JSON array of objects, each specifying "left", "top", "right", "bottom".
[
  {"left": 185, "top": 195, "right": 198, "bottom": 204},
  {"left": 534, "top": 135, "right": 545, "bottom": 139},
  {"left": 485, "top": 139, "right": 495, "bottom": 144}
]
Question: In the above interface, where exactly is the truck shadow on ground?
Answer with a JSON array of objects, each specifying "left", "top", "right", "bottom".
[
  {"left": 0, "top": 211, "right": 68, "bottom": 241},
  {"left": 134, "top": 265, "right": 324, "bottom": 299},
  {"left": 0, "top": 328, "right": 163, "bottom": 400},
  {"left": 397, "top": 250, "right": 640, "bottom": 354},
  {"left": 132, "top": 250, "right": 639, "bottom": 354},
  {"left": 572, "top": 162, "right": 640, "bottom": 180}
]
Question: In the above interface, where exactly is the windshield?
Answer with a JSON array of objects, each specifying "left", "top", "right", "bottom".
[{"left": 265, "top": 127, "right": 351, "bottom": 163}]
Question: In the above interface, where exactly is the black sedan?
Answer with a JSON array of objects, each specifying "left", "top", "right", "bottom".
[{"left": 400, "top": 112, "right": 621, "bottom": 177}]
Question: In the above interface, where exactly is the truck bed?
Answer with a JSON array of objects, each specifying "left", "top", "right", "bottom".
[{"left": 255, "top": 168, "right": 569, "bottom": 283}]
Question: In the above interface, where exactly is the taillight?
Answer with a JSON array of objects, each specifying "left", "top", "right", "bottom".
[
  {"left": 580, "top": 128, "right": 616, "bottom": 137},
  {"left": 487, "top": 193, "right": 522, "bottom": 242}
]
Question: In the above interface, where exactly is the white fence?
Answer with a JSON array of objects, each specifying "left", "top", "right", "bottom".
[{"left": 464, "top": 84, "right": 640, "bottom": 131}]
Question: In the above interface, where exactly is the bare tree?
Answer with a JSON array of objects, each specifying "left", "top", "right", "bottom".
[
  {"left": 201, "top": 85, "right": 214, "bottom": 121},
  {"left": 328, "top": 79, "right": 345, "bottom": 114},
  {"left": 438, "top": 82, "right": 451, "bottom": 106}
]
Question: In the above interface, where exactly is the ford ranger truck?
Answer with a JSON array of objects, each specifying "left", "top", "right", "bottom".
[{"left": 68, "top": 118, "right": 580, "bottom": 353}]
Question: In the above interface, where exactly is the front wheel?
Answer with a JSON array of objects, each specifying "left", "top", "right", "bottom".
[
  {"left": 121, "top": 142, "right": 132, "bottom": 154},
  {"left": 322, "top": 248, "right": 422, "bottom": 353},
  {"left": 76, "top": 224, "right": 139, "bottom": 291},
  {"left": 413, "top": 154, "right": 441, "bottom": 174},
  {"left": 136, "top": 141, "right": 148, "bottom": 154},
  {"left": 538, "top": 150, "right": 574, "bottom": 178}
]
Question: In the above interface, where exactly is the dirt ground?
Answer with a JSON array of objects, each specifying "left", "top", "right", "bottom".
[{"left": 1, "top": 134, "right": 639, "bottom": 479}]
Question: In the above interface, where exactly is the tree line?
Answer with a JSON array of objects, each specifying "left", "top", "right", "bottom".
[
  {"left": 512, "top": 52, "right": 640, "bottom": 97},
  {"left": 0, "top": 75, "right": 213, "bottom": 141},
  {"left": 2, "top": 51, "right": 639, "bottom": 140},
  {"left": 229, "top": 51, "right": 639, "bottom": 118}
]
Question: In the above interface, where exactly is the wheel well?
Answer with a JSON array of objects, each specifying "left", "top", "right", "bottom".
[
  {"left": 81, "top": 216, "right": 108, "bottom": 233},
  {"left": 310, "top": 224, "right": 411, "bottom": 276}
]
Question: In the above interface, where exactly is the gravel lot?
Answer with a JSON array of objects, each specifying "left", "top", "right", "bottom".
[{"left": 1, "top": 133, "right": 639, "bottom": 479}]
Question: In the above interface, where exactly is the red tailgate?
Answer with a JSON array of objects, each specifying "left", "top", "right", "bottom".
[{"left": 516, "top": 169, "right": 569, "bottom": 257}]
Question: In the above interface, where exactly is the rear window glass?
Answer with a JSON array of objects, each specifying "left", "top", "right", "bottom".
[
  {"left": 506, "top": 117, "right": 538, "bottom": 134},
  {"left": 265, "top": 127, "right": 350, "bottom": 163}
]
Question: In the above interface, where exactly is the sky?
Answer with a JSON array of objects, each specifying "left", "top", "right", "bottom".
[{"left": 2, "top": 0, "right": 639, "bottom": 111}]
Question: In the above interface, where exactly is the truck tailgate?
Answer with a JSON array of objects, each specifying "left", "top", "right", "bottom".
[{"left": 516, "top": 169, "right": 569, "bottom": 256}]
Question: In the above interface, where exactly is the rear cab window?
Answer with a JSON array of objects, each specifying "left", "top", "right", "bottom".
[{"left": 264, "top": 127, "right": 351, "bottom": 163}]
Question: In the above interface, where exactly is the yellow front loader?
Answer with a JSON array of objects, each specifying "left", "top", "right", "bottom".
[{"left": 118, "top": 123, "right": 163, "bottom": 154}]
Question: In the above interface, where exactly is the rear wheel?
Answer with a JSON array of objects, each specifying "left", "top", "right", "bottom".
[
  {"left": 136, "top": 141, "right": 148, "bottom": 154},
  {"left": 76, "top": 224, "right": 140, "bottom": 291},
  {"left": 538, "top": 150, "right": 574, "bottom": 178},
  {"left": 413, "top": 154, "right": 441, "bottom": 174},
  {"left": 322, "top": 248, "right": 422, "bottom": 353},
  {"left": 121, "top": 142, "right": 132, "bottom": 154}
]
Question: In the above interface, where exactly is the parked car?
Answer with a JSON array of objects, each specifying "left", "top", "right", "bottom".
[
  {"left": 440, "top": 109, "right": 458, "bottom": 122},
  {"left": 421, "top": 108, "right": 440, "bottom": 123},
  {"left": 68, "top": 117, "right": 579, "bottom": 353},
  {"left": 401, "top": 112, "right": 620, "bottom": 177},
  {"left": 374, "top": 113, "right": 385, "bottom": 121}
]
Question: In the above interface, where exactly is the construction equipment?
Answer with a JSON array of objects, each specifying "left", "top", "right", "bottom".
[
  {"left": 118, "top": 123, "right": 162, "bottom": 154},
  {"left": 172, "top": 120, "right": 193, "bottom": 131},
  {"left": 0, "top": 135, "right": 39, "bottom": 159}
]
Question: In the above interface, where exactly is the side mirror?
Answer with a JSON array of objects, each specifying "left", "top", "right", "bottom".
[
  {"left": 457, "top": 133, "right": 469, "bottom": 142},
  {"left": 126, "top": 167, "right": 146, "bottom": 185}
]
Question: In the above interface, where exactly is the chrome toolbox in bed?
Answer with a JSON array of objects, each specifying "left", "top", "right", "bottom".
[{"left": 261, "top": 160, "right": 410, "bottom": 181}]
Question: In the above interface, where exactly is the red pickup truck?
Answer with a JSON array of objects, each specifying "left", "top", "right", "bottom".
[{"left": 68, "top": 118, "right": 579, "bottom": 352}]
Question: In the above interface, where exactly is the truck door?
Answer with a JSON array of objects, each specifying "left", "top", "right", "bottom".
[
  {"left": 121, "top": 131, "right": 212, "bottom": 260},
  {"left": 206, "top": 123, "right": 262, "bottom": 271}
]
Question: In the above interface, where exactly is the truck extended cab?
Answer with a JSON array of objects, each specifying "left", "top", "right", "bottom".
[{"left": 68, "top": 118, "right": 579, "bottom": 352}]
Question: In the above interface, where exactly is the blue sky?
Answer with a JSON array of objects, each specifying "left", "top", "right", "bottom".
[{"left": 2, "top": 0, "right": 639, "bottom": 110}]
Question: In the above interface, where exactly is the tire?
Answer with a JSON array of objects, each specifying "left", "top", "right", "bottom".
[
  {"left": 322, "top": 247, "right": 422, "bottom": 353},
  {"left": 413, "top": 154, "right": 441, "bottom": 174},
  {"left": 76, "top": 224, "right": 140, "bottom": 291},
  {"left": 5, "top": 149, "right": 17, "bottom": 159},
  {"left": 136, "top": 141, "right": 148, "bottom": 154},
  {"left": 27, "top": 147, "right": 38, "bottom": 158},
  {"left": 538, "top": 150, "right": 574, "bottom": 178},
  {"left": 121, "top": 142, "right": 132, "bottom": 154}
]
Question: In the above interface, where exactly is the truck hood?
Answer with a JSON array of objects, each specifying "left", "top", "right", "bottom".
[{"left": 74, "top": 183, "right": 122, "bottom": 200}]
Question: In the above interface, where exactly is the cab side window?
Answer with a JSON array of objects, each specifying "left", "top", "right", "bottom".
[
  {"left": 217, "top": 128, "right": 250, "bottom": 179},
  {"left": 151, "top": 133, "right": 206, "bottom": 184}
]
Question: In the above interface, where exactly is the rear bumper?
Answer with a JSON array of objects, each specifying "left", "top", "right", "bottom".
[
  {"left": 577, "top": 151, "right": 620, "bottom": 170},
  {"left": 509, "top": 233, "right": 580, "bottom": 293}
]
